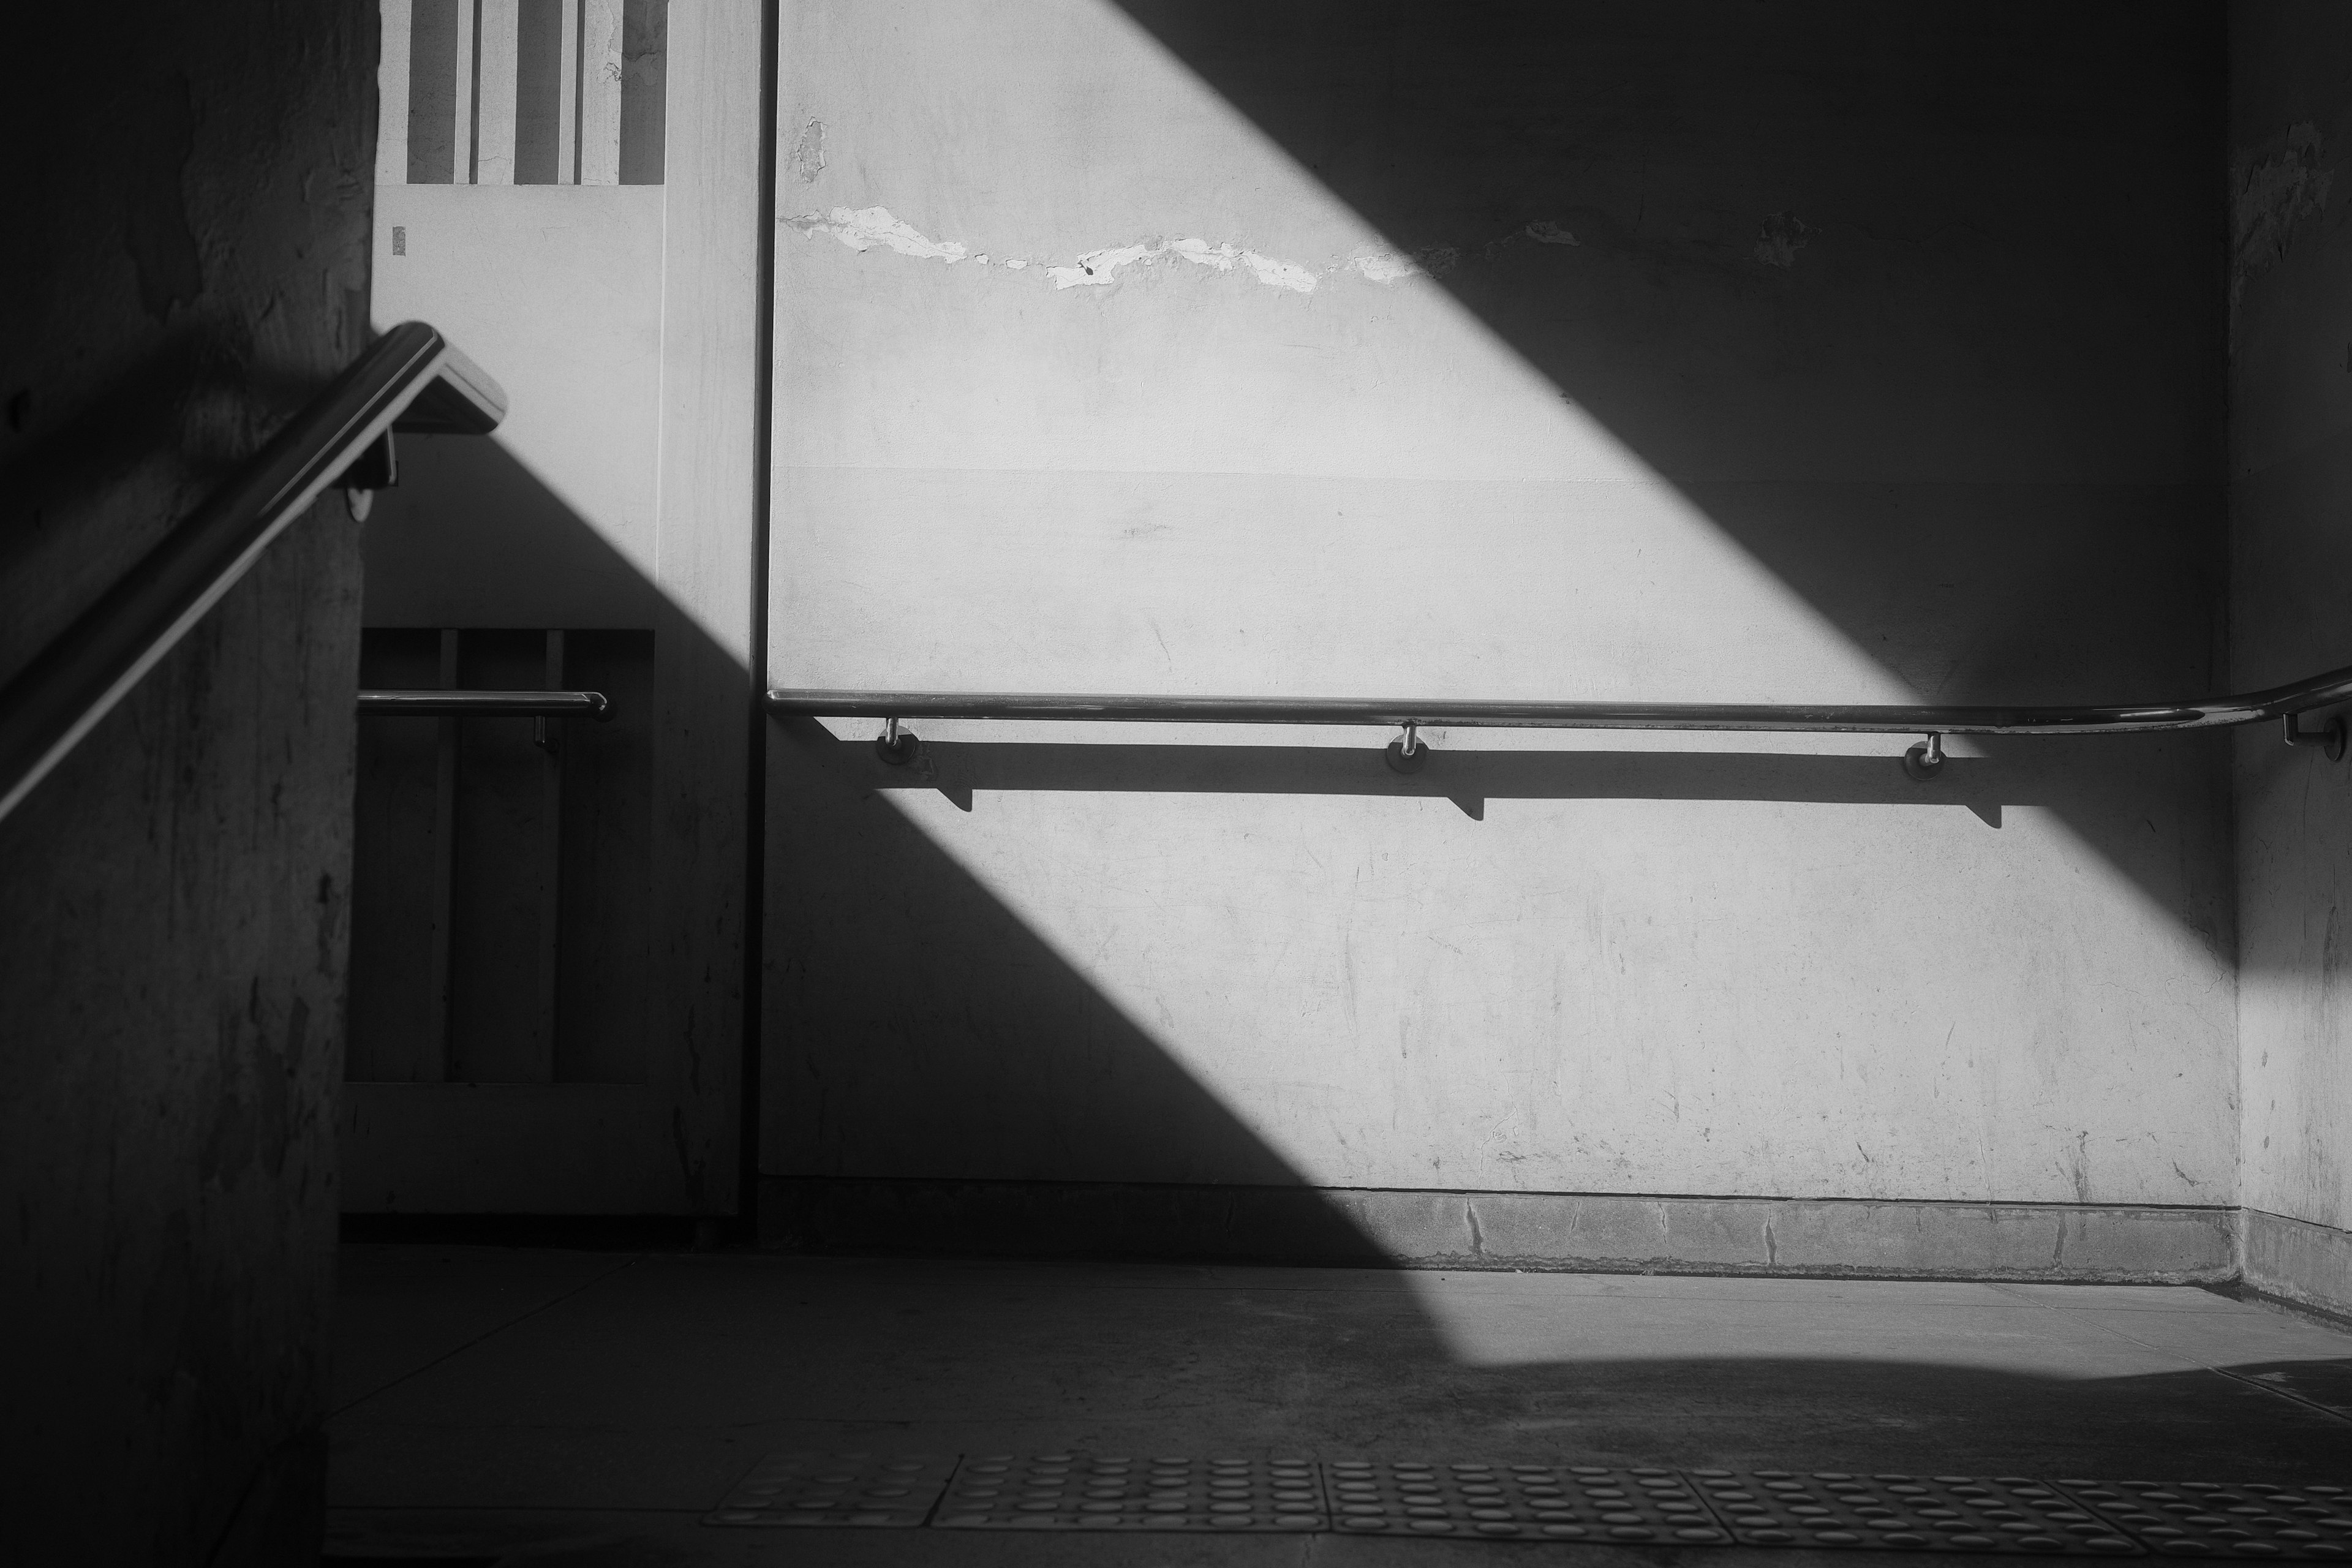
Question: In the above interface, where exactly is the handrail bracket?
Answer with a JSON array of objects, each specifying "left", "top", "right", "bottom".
[
  {"left": 1902, "top": 732, "right": 1946, "bottom": 782},
  {"left": 2283, "top": 710, "right": 2346, "bottom": 761},
  {"left": 1385, "top": 720, "right": 1429, "bottom": 775},
  {"left": 875, "top": 716, "right": 919, "bottom": 766}
]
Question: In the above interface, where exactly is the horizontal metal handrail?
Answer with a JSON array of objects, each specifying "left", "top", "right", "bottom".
[
  {"left": 0, "top": 322, "right": 505, "bottom": 826},
  {"left": 358, "top": 689, "right": 611, "bottom": 720},
  {"left": 771, "top": 666, "right": 2352, "bottom": 780},
  {"left": 767, "top": 665, "right": 2352, "bottom": 736}
]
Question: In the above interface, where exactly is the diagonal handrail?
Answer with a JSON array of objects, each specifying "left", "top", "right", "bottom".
[{"left": 0, "top": 322, "right": 505, "bottom": 826}]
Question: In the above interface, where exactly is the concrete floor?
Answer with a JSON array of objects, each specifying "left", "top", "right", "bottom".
[{"left": 326, "top": 1247, "right": 2352, "bottom": 1566}]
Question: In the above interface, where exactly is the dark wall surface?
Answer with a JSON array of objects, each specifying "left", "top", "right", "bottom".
[
  {"left": 2231, "top": 0, "right": 2352, "bottom": 1278},
  {"left": 1103, "top": 0, "right": 2231, "bottom": 703},
  {"left": 0, "top": 4, "right": 375, "bottom": 1561}
]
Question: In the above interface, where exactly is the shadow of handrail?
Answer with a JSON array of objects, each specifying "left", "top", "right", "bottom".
[{"left": 845, "top": 737, "right": 2012, "bottom": 826}]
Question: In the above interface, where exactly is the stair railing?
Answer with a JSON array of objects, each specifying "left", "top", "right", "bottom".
[{"left": 0, "top": 322, "right": 506, "bottom": 826}]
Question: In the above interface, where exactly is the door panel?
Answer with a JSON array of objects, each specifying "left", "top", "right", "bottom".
[{"left": 344, "top": 1, "right": 761, "bottom": 1215}]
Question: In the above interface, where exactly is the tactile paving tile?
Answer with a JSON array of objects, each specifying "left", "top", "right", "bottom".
[
  {"left": 2055, "top": 1482, "right": 2352, "bottom": 1558},
  {"left": 930, "top": 1453, "right": 1327, "bottom": 1531},
  {"left": 1324, "top": 1460, "right": 1733, "bottom": 1542},
  {"left": 703, "top": 1450, "right": 956, "bottom": 1527},
  {"left": 1686, "top": 1471, "right": 2143, "bottom": 1554}
]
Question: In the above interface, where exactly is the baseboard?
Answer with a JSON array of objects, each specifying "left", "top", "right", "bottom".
[
  {"left": 2240, "top": 1207, "right": 2352, "bottom": 1319},
  {"left": 758, "top": 1177, "right": 2238, "bottom": 1282},
  {"left": 339, "top": 1213, "right": 732, "bottom": 1250}
]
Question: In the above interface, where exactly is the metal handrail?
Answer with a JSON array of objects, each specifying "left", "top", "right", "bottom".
[
  {"left": 767, "top": 669, "right": 2352, "bottom": 735},
  {"left": 769, "top": 664, "right": 2352, "bottom": 778},
  {"left": 358, "top": 690, "right": 611, "bottom": 720},
  {"left": 0, "top": 322, "right": 505, "bottom": 826}
]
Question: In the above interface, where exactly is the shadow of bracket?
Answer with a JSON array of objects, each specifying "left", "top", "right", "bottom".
[{"left": 832, "top": 735, "right": 2008, "bottom": 829}]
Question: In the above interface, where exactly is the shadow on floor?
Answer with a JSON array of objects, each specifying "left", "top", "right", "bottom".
[{"left": 323, "top": 1251, "right": 2352, "bottom": 1562}]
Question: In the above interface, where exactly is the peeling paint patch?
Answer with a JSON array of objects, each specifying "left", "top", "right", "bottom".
[
  {"left": 1350, "top": 251, "right": 1422, "bottom": 282},
  {"left": 1754, "top": 212, "right": 1808, "bottom": 268},
  {"left": 782, "top": 203, "right": 1549, "bottom": 296},
  {"left": 2234, "top": 122, "right": 2331, "bottom": 312},
  {"left": 1049, "top": 237, "right": 1319, "bottom": 293},
  {"left": 1169, "top": 236, "right": 1320, "bottom": 293},
  {"left": 787, "top": 205, "right": 967, "bottom": 262},
  {"left": 788, "top": 118, "right": 826, "bottom": 184},
  {"left": 1046, "top": 241, "right": 1157, "bottom": 288}
]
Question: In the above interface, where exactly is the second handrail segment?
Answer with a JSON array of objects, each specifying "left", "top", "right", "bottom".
[
  {"left": 358, "top": 690, "right": 611, "bottom": 720},
  {"left": 767, "top": 662, "right": 2352, "bottom": 780}
]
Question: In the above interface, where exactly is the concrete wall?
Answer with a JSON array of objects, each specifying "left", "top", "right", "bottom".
[
  {"left": 764, "top": 0, "right": 2237, "bottom": 1234},
  {"left": 2231, "top": 0, "right": 2352, "bottom": 1313},
  {"left": 0, "top": 4, "right": 375, "bottom": 1560}
]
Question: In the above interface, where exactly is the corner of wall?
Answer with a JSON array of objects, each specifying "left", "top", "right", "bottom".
[{"left": 2226, "top": 0, "right": 2352, "bottom": 1323}]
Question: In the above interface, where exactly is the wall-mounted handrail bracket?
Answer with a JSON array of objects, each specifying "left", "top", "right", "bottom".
[
  {"left": 875, "top": 716, "right": 919, "bottom": 766},
  {"left": 335, "top": 431, "right": 399, "bottom": 523},
  {"left": 2283, "top": 709, "right": 2346, "bottom": 761},
  {"left": 334, "top": 431, "right": 399, "bottom": 494},
  {"left": 1385, "top": 720, "right": 1428, "bottom": 775},
  {"left": 1902, "top": 732, "right": 1947, "bottom": 782}
]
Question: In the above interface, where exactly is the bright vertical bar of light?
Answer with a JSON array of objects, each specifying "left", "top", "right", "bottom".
[
  {"left": 556, "top": 0, "right": 581, "bottom": 183},
  {"left": 577, "top": 0, "right": 624, "bottom": 185},
  {"left": 376, "top": 0, "right": 413, "bottom": 186},
  {"left": 451, "top": 0, "right": 477, "bottom": 183},
  {"left": 475, "top": 0, "right": 519, "bottom": 184}
]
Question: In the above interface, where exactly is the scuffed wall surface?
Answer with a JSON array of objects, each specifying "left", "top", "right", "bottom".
[
  {"left": 0, "top": 3, "right": 374, "bottom": 1561},
  {"left": 766, "top": 2, "right": 2237, "bottom": 1207},
  {"left": 2232, "top": 1, "right": 2352, "bottom": 1245}
]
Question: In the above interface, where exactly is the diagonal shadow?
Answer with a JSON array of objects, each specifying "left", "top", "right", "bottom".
[
  {"left": 362, "top": 438, "right": 2229, "bottom": 1242},
  {"left": 764, "top": 707, "right": 1359, "bottom": 1196},
  {"left": 1099, "top": 0, "right": 2235, "bottom": 924},
  {"left": 763, "top": 712, "right": 2244, "bottom": 1205},
  {"left": 366, "top": 0, "right": 2243, "bottom": 1244},
  {"left": 1101, "top": 2, "right": 2228, "bottom": 688},
  {"left": 364, "top": 433, "right": 2239, "bottom": 1223},
  {"left": 360, "top": 435, "right": 1390, "bottom": 1240}
]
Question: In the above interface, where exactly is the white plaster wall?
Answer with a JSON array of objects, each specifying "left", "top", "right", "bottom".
[{"left": 766, "top": 0, "right": 2236, "bottom": 1205}]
